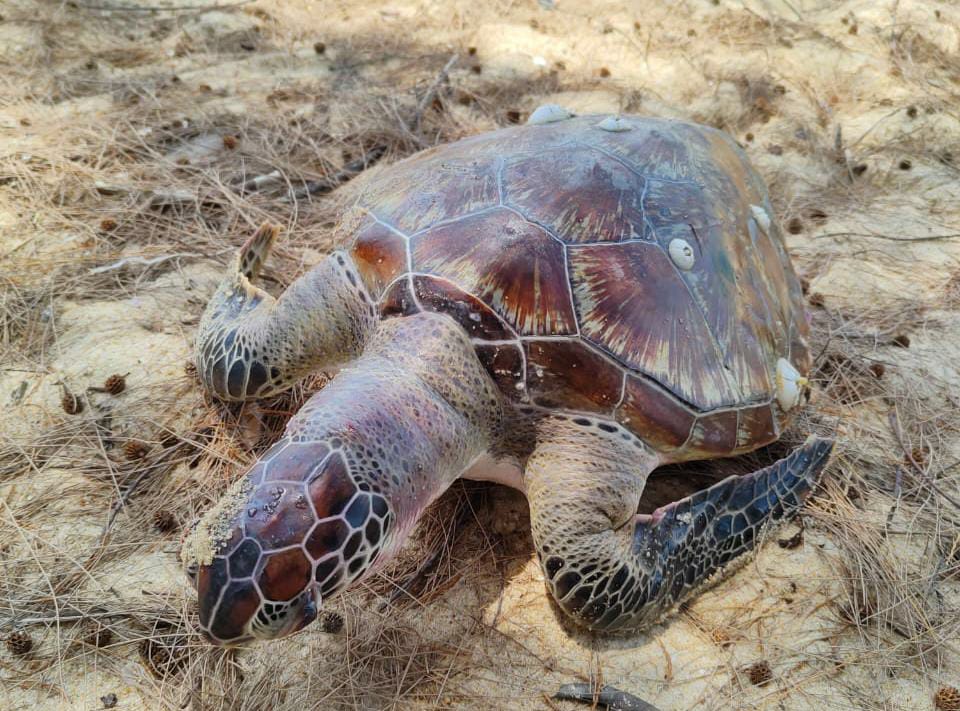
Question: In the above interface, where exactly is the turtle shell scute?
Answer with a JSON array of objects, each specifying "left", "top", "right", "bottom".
[{"left": 347, "top": 115, "right": 810, "bottom": 456}]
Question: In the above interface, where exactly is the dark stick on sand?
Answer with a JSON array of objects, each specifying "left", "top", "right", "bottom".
[{"left": 554, "top": 683, "right": 662, "bottom": 711}]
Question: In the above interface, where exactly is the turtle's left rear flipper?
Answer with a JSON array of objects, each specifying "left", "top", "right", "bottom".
[{"left": 631, "top": 435, "right": 833, "bottom": 614}]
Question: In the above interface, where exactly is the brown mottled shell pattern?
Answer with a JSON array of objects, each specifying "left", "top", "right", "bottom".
[{"left": 345, "top": 115, "right": 811, "bottom": 460}]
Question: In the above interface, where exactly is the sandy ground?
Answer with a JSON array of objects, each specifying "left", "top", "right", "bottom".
[{"left": 2, "top": 0, "right": 960, "bottom": 709}]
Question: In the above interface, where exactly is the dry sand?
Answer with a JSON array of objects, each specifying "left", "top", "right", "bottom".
[{"left": 1, "top": 0, "right": 959, "bottom": 709}]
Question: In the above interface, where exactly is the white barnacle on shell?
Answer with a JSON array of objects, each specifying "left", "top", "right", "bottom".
[
  {"left": 775, "top": 357, "right": 808, "bottom": 411},
  {"left": 750, "top": 204, "right": 772, "bottom": 235},
  {"left": 668, "top": 238, "right": 696, "bottom": 270},
  {"left": 526, "top": 104, "right": 574, "bottom": 125},
  {"left": 596, "top": 116, "right": 632, "bottom": 132}
]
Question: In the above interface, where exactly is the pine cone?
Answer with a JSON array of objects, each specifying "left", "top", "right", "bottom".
[
  {"left": 746, "top": 660, "right": 773, "bottom": 687},
  {"left": 6, "top": 630, "right": 33, "bottom": 656},
  {"left": 152, "top": 509, "right": 178, "bottom": 534},
  {"left": 935, "top": 686, "right": 960, "bottom": 711},
  {"left": 319, "top": 610, "right": 344, "bottom": 634},
  {"left": 103, "top": 374, "right": 126, "bottom": 395},
  {"left": 123, "top": 440, "right": 150, "bottom": 460},
  {"left": 61, "top": 390, "right": 83, "bottom": 415},
  {"left": 139, "top": 636, "right": 187, "bottom": 679},
  {"left": 709, "top": 627, "right": 732, "bottom": 648}
]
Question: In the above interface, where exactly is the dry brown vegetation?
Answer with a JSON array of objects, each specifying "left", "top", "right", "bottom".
[{"left": 1, "top": 0, "right": 959, "bottom": 709}]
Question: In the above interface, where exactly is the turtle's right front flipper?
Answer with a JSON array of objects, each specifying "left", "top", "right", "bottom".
[{"left": 196, "top": 223, "right": 378, "bottom": 401}]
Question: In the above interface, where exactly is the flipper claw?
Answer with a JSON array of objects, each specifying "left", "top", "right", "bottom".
[{"left": 236, "top": 222, "right": 280, "bottom": 282}]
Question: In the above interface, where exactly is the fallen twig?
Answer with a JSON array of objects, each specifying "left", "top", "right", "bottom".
[
  {"left": 88, "top": 253, "right": 200, "bottom": 274},
  {"left": 554, "top": 683, "right": 662, "bottom": 711},
  {"left": 234, "top": 169, "right": 284, "bottom": 194},
  {"left": 817, "top": 231, "right": 960, "bottom": 243},
  {"left": 888, "top": 409, "right": 960, "bottom": 510},
  {"left": 284, "top": 145, "right": 388, "bottom": 202},
  {"left": 413, "top": 53, "right": 459, "bottom": 138}
]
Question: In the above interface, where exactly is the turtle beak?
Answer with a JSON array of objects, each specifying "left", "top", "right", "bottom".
[{"left": 287, "top": 583, "right": 322, "bottom": 636}]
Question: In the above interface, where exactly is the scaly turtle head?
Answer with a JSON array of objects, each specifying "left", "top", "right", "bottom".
[{"left": 182, "top": 440, "right": 393, "bottom": 646}]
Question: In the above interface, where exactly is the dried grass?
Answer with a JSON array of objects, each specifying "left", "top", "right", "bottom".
[{"left": 1, "top": 1, "right": 959, "bottom": 710}]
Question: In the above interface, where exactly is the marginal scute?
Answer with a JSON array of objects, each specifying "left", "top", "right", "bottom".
[
  {"left": 351, "top": 220, "right": 408, "bottom": 300},
  {"left": 616, "top": 374, "right": 695, "bottom": 451},
  {"left": 789, "top": 328, "right": 812, "bottom": 375},
  {"left": 746, "top": 212, "right": 792, "bottom": 350},
  {"left": 688, "top": 410, "right": 738, "bottom": 454},
  {"left": 736, "top": 403, "right": 778, "bottom": 452},
  {"left": 412, "top": 275, "right": 514, "bottom": 340},
  {"left": 412, "top": 207, "right": 577, "bottom": 336},
  {"left": 526, "top": 340, "right": 622, "bottom": 414},
  {"left": 475, "top": 343, "right": 525, "bottom": 399}
]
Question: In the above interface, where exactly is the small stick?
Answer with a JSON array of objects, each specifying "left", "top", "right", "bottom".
[
  {"left": 816, "top": 231, "right": 960, "bottom": 243},
  {"left": 89, "top": 253, "right": 200, "bottom": 274},
  {"left": 11, "top": 610, "right": 132, "bottom": 627},
  {"left": 888, "top": 409, "right": 960, "bottom": 510},
  {"left": 554, "top": 683, "right": 662, "bottom": 711},
  {"left": 413, "top": 53, "right": 459, "bottom": 138},
  {"left": 74, "top": 0, "right": 253, "bottom": 13},
  {"left": 235, "top": 169, "right": 284, "bottom": 194},
  {"left": 286, "top": 145, "right": 389, "bottom": 202}
]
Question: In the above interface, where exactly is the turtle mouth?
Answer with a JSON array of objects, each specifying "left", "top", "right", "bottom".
[
  {"left": 247, "top": 585, "right": 321, "bottom": 642},
  {"left": 290, "top": 583, "right": 322, "bottom": 634}
]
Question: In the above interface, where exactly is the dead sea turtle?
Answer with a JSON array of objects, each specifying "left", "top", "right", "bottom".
[{"left": 182, "top": 111, "right": 833, "bottom": 645}]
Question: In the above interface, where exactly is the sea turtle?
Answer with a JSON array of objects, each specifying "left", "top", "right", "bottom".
[{"left": 182, "top": 111, "right": 833, "bottom": 645}]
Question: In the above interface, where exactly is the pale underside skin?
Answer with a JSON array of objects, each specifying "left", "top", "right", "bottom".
[
  {"left": 460, "top": 453, "right": 525, "bottom": 491},
  {"left": 186, "top": 220, "right": 833, "bottom": 645}
]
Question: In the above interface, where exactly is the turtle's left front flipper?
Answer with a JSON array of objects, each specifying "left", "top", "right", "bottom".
[
  {"left": 526, "top": 422, "right": 833, "bottom": 632},
  {"left": 195, "top": 224, "right": 377, "bottom": 401}
]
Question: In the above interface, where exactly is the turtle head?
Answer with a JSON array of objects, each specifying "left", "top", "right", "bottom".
[
  {"left": 187, "top": 551, "right": 319, "bottom": 646},
  {"left": 183, "top": 440, "right": 394, "bottom": 646}
]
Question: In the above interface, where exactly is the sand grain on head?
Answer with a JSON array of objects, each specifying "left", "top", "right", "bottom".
[{"left": 181, "top": 477, "right": 253, "bottom": 568}]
